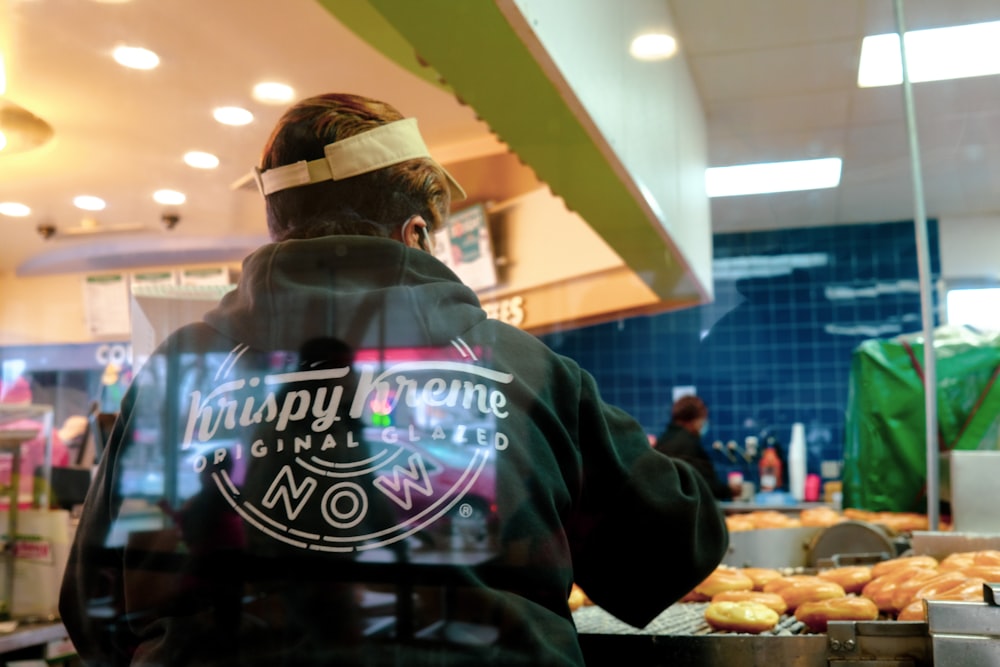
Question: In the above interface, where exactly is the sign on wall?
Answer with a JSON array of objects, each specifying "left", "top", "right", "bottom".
[{"left": 432, "top": 204, "right": 498, "bottom": 292}]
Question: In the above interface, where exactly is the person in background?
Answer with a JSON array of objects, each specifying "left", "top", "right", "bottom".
[
  {"left": 653, "top": 395, "right": 732, "bottom": 501},
  {"left": 0, "top": 376, "right": 70, "bottom": 507},
  {"left": 59, "top": 93, "right": 727, "bottom": 667}
]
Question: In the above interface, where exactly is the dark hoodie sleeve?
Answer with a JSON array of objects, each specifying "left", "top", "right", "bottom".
[
  {"left": 59, "top": 386, "right": 139, "bottom": 666},
  {"left": 567, "top": 370, "right": 728, "bottom": 628}
]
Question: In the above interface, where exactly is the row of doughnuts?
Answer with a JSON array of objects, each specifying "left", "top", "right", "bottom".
[
  {"left": 692, "top": 565, "right": 878, "bottom": 633},
  {"left": 570, "top": 549, "right": 997, "bottom": 633},
  {"left": 725, "top": 507, "right": 944, "bottom": 533},
  {"left": 859, "top": 552, "right": 999, "bottom": 621},
  {"left": 694, "top": 549, "right": 999, "bottom": 632}
]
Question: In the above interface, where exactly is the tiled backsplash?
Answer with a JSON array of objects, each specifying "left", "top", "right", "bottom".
[{"left": 540, "top": 220, "right": 940, "bottom": 487}]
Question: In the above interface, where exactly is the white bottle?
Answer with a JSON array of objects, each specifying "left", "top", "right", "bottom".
[{"left": 788, "top": 422, "right": 807, "bottom": 502}]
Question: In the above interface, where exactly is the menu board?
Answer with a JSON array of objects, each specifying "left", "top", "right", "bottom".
[
  {"left": 431, "top": 204, "right": 498, "bottom": 292},
  {"left": 83, "top": 273, "right": 131, "bottom": 337}
]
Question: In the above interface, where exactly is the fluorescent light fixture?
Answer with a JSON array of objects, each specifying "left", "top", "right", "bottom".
[
  {"left": 73, "top": 195, "right": 107, "bottom": 211},
  {"left": 0, "top": 130, "right": 6, "bottom": 151},
  {"left": 113, "top": 45, "right": 160, "bottom": 70},
  {"left": 0, "top": 202, "right": 31, "bottom": 217},
  {"left": 184, "top": 151, "right": 220, "bottom": 169},
  {"left": 253, "top": 82, "right": 295, "bottom": 104},
  {"left": 705, "top": 158, "right": 842, "bottom": 197},
  {"left": 213, "top": 106, "right": 254, "bottom": 126},
  {"left": 858, "top": 20, "right": 1000, "bottom": 88},
  {"left": 153, "top": 189, "right": 186, "bottom": 205},
  {"left": 630, "top": 33, "right": 678, "bottom": 61}
]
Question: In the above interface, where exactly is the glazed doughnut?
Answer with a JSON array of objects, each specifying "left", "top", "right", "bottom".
[
  {"left": 794, "top": 596, "right": 879, "bottom": 632},
  {"left": 776, "top": 578, "right": 846, "bottom": 612},
  {"left": 711, "top": 590, "right": 788, "bottom": 615},
  {"left": 704, "top": 600, "right": 780, "bottom": 634},
  {"left": 746, "top": 510, "right": 801, "bottom": 529},
  {"left": 799, "top": 506, "right": 844, "bottom": 527},
  {"left": 740, "top": 567, "right": 784, "bottom": 591},
  {"left": 869, "top": 555, "right": 938, "bottom": 579},
  {"left": 842, "top": 508, "right": 879, "bottom": 522},
  {"left": 694, "top": 568, "right": 754, "bottom": 597},
  {"left": 939, "top": 550, "right": 1000, "bottom": 571},
  {"left": 568, "top": 584, "right": 592, "bottom": 611},
  {"left": 861, "top": 564, "right": 937, "bottom": 613},
  {"left": 875, "top": 512, "right": 928, "bottom": 533},
  {"left": 725, "top": 515, "right": 756, "bottom": 532},
  {"left": 914, "top": 575, "right": 985, "bottom": 604},
  {"left": 898, "top": 576, "right": 988, "bottom": 620},
  {"left": 680, "top": 588, "right": 710, "bottom": 603},
  {"left": 762, "top": 575, "right": 824, "bottom": 595},
  {"left": 896, "top": 599, "right": 926, "bottom": 622},
  {"left": 817, "top": 566, "right": 873, "bottom": 594},
  {"left": 960, "top": 565, "right": 1000, "bottom": 582},
  {"left": 890, "top": 570, "right": 965, "bottom": 612}
]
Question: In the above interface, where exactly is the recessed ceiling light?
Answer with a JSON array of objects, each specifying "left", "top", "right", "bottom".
[
  {"left": 113, "top": 45, "right": 160, "bottom": 70},
  {"left": 213, "top": 106, "right": 254, "bottom": 126},
  {"left": 252, "top": 82, "right": 295, "bottom": 104},
  {"left": 0, "top": 202, "right": 31, "bottom": 217},
  {"left": 705, "top": 158, "right": 843, "bottom": 197},
  {"left": 73, "top": 195, "right": 107, "bottom": 211},
  {"left": 629, "top": 33, "right": 678, "bottom": 61},
  {"left": 153, "top": 189, "right": 186, "bottom": 205},
  {"left": 858, "top": 20, "right": 1000, "bottom": 88},
  {"left": 184, "top": 151, "right": 220, "bottom": 169}
]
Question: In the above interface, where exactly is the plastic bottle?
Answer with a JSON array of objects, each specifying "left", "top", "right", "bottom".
[
  {"left": 788, "top": 422, "right": 807, "bottom": 501},
  {"left": 758, "top": 445, "right": 783, "bottom": 492}
]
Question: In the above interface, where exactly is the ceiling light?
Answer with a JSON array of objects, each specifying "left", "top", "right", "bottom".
[
  {"left": 213, "top": 106, "right": 254, "bottom": 126},
  {"left": 705, "top": 158, "right": 843, "bottom": 197},
  {"left": 858, "top": 20, "right": 1000, "bottom": 88},
  {"left": 252, "top": 82, "right": 295, "bottom": 104},
  {"left": 73, "top": 195, "right": 107, "bottom": 211},
  {"left": 184, "top": 151, "right": 220, "bottom": 169},
  {"left": 0, "top": 202, "right": 31, "bottom": 217},
  {"left": 153, "top": 189, "right": 186, "bottom": 205},
  {"left": 629, "top": 33, "right": 678, "bottom": 61},
  {"left": 113, "top": 45, "right": 160, "bottom": 70},
  {"left": 0, "top": 99, "right": 55, "bottom": 154}
]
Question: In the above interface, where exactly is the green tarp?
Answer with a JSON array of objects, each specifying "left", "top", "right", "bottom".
[{"left": 843, "top": 326, "right": 1000, "bottom": 512}]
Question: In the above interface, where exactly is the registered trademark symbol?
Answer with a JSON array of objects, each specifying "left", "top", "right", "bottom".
[{"left": 458, "top": 503, "right": 474, "bottom": 518}]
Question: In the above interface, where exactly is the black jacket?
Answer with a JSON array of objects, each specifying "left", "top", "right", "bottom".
[
  {"left": 60, "top": 236, "right": 727, "bottom": 666},
  {"left": 653, "top": 423, "right": 731, "bottom": 500}
]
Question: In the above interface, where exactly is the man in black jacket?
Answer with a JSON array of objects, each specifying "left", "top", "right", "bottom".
[
  {"left": 60, "top": 93, "right": 728, "bottom": 666},
  {"left": 654, "top": 395, "right": 732, "bottom": 501}
]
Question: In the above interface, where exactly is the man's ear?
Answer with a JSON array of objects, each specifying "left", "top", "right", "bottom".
[{"left": 402, "top": 215, "right": 429, "bottom": 250}]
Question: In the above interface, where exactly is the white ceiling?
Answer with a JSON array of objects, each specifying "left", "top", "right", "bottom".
[
  {"left": 1, "top": 0, "right": 999, "bottom": 277},
  {"left": 672, "top": 0, "right": 1000, "bottom": 233}
]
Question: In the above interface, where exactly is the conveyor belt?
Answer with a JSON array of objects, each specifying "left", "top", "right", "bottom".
[{"left": 573, "top": 602, "right": 809, "bottom": 637}]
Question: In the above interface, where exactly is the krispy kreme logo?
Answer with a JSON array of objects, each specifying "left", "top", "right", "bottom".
[{"left": 180, "top": 339, "right": 512, "bottom": 552}]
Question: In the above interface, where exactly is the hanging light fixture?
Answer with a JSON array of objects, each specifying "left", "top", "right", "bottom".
[{"left": 0, "top": 98, "right": 54, "bottom": 155}]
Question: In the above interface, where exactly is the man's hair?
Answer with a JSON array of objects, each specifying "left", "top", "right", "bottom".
[
  {"left": 671, "top": 395, "right": 707, "bottom": 424},
  {"left": 259, "top": 93, "right": 451, "bottom": 242}
]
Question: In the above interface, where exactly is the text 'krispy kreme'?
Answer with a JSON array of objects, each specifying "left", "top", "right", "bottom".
[{"left": 182, "top": 360, "right": 513, "bottom": 448}]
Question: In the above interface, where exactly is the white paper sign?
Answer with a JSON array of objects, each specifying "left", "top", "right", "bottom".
[{"left": 83, "top": 274, "right": 131, "bottom": 337}]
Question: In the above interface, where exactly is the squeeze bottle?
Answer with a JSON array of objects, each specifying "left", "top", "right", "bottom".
[
  {"left": 788, "top": 422, "right": 807, "bottom": 501},
  {"left": 758, "top": 446, "right": 783, "bottom": 492}
]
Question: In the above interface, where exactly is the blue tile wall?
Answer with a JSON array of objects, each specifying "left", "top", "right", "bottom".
[{"left": 539, "top": 220, "right": 940, "bottom": 489}]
